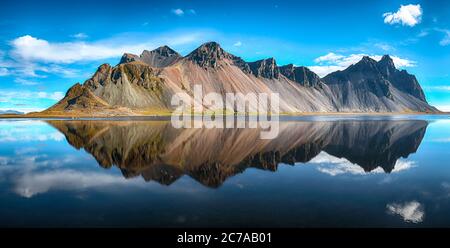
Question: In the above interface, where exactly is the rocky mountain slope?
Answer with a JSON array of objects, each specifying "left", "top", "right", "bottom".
[
  {"left": 323, "top": 55, "right": 432, "bottom": 112},
  {"left": 41, "top": 42, "right": 437, "bottom": 116}
]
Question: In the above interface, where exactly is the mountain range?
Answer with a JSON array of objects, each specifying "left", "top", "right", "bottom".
[
  {"left": 0, "top": 110, "right": 24, "bottom": 115},
  {"left": 39, "top": 42, "right": 438, "bottom": 116}
]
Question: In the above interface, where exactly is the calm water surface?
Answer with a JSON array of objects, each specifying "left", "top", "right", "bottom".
[{"left": 0, "top": 115, "right": 450, "bottom": 227}]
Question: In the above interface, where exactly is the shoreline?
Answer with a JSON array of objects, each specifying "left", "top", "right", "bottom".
[{"left": 0, "top": 111, "right": 448, "bottom": 120}]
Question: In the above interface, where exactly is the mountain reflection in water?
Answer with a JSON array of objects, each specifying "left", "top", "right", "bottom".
[{"left": 47, "top": 119, "right": 428, "bottom": 188}]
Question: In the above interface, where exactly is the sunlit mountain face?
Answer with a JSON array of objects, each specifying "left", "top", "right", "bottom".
[{"left": 1, "top": 116, "right": 450, "bottom": 227}]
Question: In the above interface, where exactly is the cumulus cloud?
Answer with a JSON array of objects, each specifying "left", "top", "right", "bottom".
[
  {"left": 308, "top": 152, "right": 416, "bottom": 176},
  {"left": 386, "top": 201, "right": 424, "bottom": 223},
  {"left": 172, "top": 8, "right": 184, "bottom": 16},
  {"left": 308, "top": 52, "right": 416, "bottom": 77},
  {"left": 383, "top": 4, "right": 422, "bottom": 27},
  {"left": 12, "top": 35, "right": 133, "bottom": 63}
]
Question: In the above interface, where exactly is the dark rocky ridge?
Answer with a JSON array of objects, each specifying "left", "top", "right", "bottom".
[
  {"left": 186, "top": 42, "right": 251, "bottom": 73},
  {"left": 248, "top": 58, "right": 280, "bottom": 79},
  {"left": 322, "top": 55, "right": 433, "bottom": 111},
  {"left": 119, "top": 45, "right": 182, "bottom": 68},
  {"left": 279, "top": 64, "right": 322, "bottom": 87}
]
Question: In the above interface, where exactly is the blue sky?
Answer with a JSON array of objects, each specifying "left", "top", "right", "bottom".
[{"left": 1, "top": 0, "right": 450, "bottom": 112}]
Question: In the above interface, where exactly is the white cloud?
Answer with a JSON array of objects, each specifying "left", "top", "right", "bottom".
[
  {"left": 383, "top": 4, "right": 422, "bottom": 27},
  {"left": 375, "top": 43, "right": 395, "bottom": 51},
  {"left": 37, "top": 91, "right": 64, "bottom": 100},
  {"left": 434, "top": 105, "right": 450, "bottom": 112},
  {"left": 435, "top": 29, "right": 450, "bottom": 46},
  {"left": 233, "top": 41, "right": 242, "bottom": 47},
  {"left": 0, "top": 91, "right": 63, "bottom": 101},
  {"left": 14, "top": 169, "right": 133, "bottom": 198},
  {"left": 71, "top": 33, "right": 88, "bottom": 39},
  {"left": 0, "top": 91, "right": 65, "bottom": 113},
  {"left": 14, "top": 78, "right": 39, "bottom": 86},
  {"left": 417, "top": 30, "right": 429, "bottom": 37},
  {"left": 0, "top": 51, "right": 10, "bottom": 76},
  {"left": 0, "top": 67, "right": 9, "bottom": 76},
  {"left": 424, "top": 86, "right": 450, "bottom": 91},
  {"left": 171, "top": 8, "right": 196, "bottom": 16},
  {"left": 10, "top": 32, "right": 208, "bottom": 64},
  {"left": 307, "top": 152, "right": 416, "bottom": 176},
  {"left": 172, "top": 8, "right": 184, "bottom": 16},
  {"left": 0, "top": 121, "right": 65, "bottom": 142},
  {"left": 308, "top": 52, "right": 416, "bottom": 77},
  {"left": 386, "top": 201, "right": 424, "bottom": 223},
  {"left": 12, "top": 35, "right": 130, "bottom": 63},
  {"left": 431, "top": 137, "right": 450, "bottom": 142},
  {"left": 314, "top": 52, "right": 345, "bottom": 64}
]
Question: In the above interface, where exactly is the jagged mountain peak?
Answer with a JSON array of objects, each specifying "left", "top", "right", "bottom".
[
  {"left": 380, "top": 54, "right": 394, "bottom": 64},
  {"left": 346, "top": 56, "right": 379, "bottom": 73},
  {"left": 119, "top": 53, "right": 139, "bottom": 64},
  {"left": 119, "top": 46, "right": 181, "bottom": 68},
  {"left": 185, "top": 42, "right": 252, "bottom": 73},
  {"left": 248, "top": 57, "right": 279, "bottom": 79},
  {"left": 139, "top": 45, "right": 181, "bottom": 68},
  {"left": 186, "top": 41, "right": 232, "bottom": 68},
  {"left": 377, "top": 54, "right": 396, "bottom": 73},
  {"left": 141, "top": 45, "right": 180, "bottom": 58},
  {"left": 279, "top": 64, "right": 322, "bottom": 87}
]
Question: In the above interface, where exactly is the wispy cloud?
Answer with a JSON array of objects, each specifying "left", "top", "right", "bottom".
[
  {"left": 71, "top": 33, "right": 88, "bottom": 39},
  {"left": 374, "top": 43, "right": 395, "bottom": 51},
  {"left": 435, "top": 28, "right": 450, "bottom": 46},
  {"left": 171, "top": 8, "right": 196, "bottom": 16},
  {"left": 308, "top": 52, "right": 416, "bottom": 77},
  {"left": 0, "top": 67, "right": 9, "bottom": 76},
  {"left": 233, "top": 41, "right": 242, "bottom": 47},
  {"left": 0, "top": 91, "right": 64, "bottom": 113},
  {"left": 383, "top": 4, "right": 422, "bottom": 27},
  {"left": 424, "top": 86, "right": 450, "bottom": 92},
  {"left": 14, "top": 78, "right": 39, "bottom": 86}
]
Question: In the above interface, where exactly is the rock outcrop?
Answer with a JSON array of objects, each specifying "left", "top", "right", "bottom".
[
  {"left": 322, "top": 55, "right": 434, "bottom": 112},
  {"left": 279, "top": 64, "right": 322, "bottom": 87},
  {"left": 248, "top": 58, "right": 280, "bottom": 79}
]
